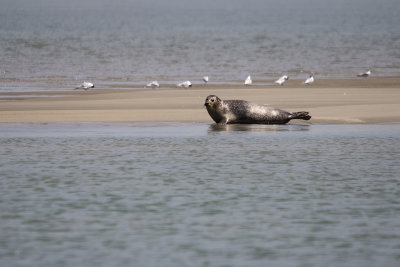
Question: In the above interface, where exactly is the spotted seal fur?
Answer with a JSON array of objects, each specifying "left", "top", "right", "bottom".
[{"left": 204, "top": 95, "right": 311, "bottom": 124}]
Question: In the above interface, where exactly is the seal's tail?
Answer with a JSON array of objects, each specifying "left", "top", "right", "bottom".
[{"left": 290, "top": 111, "right": 311, "bottom": 120}]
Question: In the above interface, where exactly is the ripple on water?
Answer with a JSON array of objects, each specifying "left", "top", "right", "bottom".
[{"left": 0, "top": 123, "right": 399, "bottom": 266}]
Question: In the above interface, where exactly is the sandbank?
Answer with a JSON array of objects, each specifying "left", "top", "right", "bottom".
[{"left": 0, "top": 77, "right": 399, "bottom": 124}]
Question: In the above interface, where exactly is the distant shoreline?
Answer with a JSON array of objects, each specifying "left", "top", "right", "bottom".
[{"left": 1, "top": 77, "right": 399, "bottom": 124}]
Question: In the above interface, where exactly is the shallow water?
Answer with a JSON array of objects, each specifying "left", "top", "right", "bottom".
[
  {"left": 1, "top": 0, "right": 400, "bottom": 91},
  {"left": 0, "top": 123, "right": 399, "bottom": 266}
]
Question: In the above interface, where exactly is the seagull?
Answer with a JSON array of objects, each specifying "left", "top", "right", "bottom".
[
  {"left": 145, "top": 81, "right": 160, "bottom": 89},
  {"left": 177, "top": 80, "right": 192, "bottom": 88},
  {"left": 304, "top": 75, "right": 314, "bottom": 85},
  {"left": 75, "top": 81, "right": 94, "bottom": 90},
  {"left": 357, "top": 70, "right": 371, "bottom": 77},
  {"left": 244, "top": 75, "right": 252, "bottom": 85},
  {"left": 202, "top": 76, "right": 209, "bottom": 84},
  {"left": 274, "top": 75, "right": 289, "bottom": 85}
]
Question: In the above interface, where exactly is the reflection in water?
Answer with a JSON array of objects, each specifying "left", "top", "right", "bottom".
[
  {"left": 0, "top": 123, "right": 399, "bottom": 267},
  {"left": 208, "top": 123, "right": 311, "bottom": 132}
]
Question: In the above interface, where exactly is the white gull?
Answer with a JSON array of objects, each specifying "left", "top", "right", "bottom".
[
  {"left": 244, "top": 75, "right": 252, "bottom": 85},
  {"left": 357, "top": 70, "right": 371, "bottom": 77},
  {"left": 75, "top": 81, "right": 94, "bottom": 90},
  {"left": 145, "top": 81, "right": 160, "bottom": 89},
  {"left": 274, "top": 75, "right": 289, "bottom": 85},
  {"left": 177, "top": 81, "right": 192, "bottom": 88},
  {"left": 304, "top": 75, "right": 314, "bottom": 85}
]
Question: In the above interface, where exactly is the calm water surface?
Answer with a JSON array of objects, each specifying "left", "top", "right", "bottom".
[
  {"left": 1, "top": 0, "right": 400, "bottom": 91},
  {"left": 0, "top": 123, "right": 399, "bottom": 266}
]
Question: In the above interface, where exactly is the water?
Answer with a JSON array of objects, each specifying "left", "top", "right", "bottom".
[
  {"left": 0, "top": 123, "right": 399, "bottom": 266},
  {"left": 1, "top": 0, "right": 400, "bottom": 91}
]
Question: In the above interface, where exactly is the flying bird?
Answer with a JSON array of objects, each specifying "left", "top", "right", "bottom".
[
  {"left": 304, "top": 75, "right": 314, "bottom": 85},
  {"left": 177, "top": 80, "right": 192, "bottom": 88},
  {"left": 274, "top": 75, "right": 289, "bottom": 85},
  {"left": 75, "top": 81, "right": 94, "bottom": 90},
  {"left": 145, "top": 81, "right": 160, "bottom": 89},
  {"left": 357, "top": 70, "right": 371, "bottom": 77},
  {"left": 244, "top": 75, "right": 252, "bottom": 85}
]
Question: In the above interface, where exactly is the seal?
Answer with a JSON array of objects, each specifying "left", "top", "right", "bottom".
[{"left": 204, "top": 95, "right": 311, "bottom": 124}]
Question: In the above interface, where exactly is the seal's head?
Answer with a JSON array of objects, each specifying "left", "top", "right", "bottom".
[
  {"left": 205, "top": 95, "right": 227, "bottom": 123},
  {"left": 204, "top": 95, "right": 222, "bottom": 109}
]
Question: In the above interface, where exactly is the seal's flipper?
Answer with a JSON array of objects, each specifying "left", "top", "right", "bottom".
[{"left": 290, "top": 111, "right": 311, "bottom": 120}]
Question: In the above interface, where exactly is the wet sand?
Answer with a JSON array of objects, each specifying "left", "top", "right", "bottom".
[{"left": 1, "top": 77, "right": 399, "bottom": 124}]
